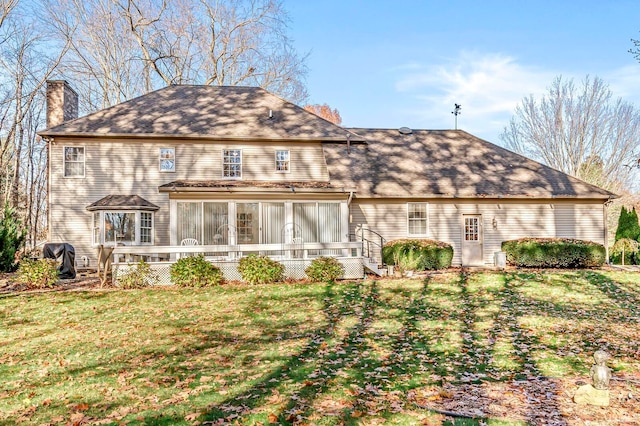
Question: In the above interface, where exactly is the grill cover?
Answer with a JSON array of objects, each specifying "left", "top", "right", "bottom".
[{"left": 43, "top": 243, "right": 76, "bottom": 279}]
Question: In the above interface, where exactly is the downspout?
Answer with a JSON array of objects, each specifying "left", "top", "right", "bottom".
[{"left": 604, "top": 198, "right": 613, "bottom": 264}]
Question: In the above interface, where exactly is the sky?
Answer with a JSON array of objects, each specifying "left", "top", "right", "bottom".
[{"left": 286, "top": 0, "right": 640, "bottom": 145}]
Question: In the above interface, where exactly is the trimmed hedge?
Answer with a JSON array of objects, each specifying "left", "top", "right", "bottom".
[
  {"left": 501, "top": 238, "right": 605, "bottom": 268},
  {"left": 382, "top": 239, "right": 453, "bottom": 271}
]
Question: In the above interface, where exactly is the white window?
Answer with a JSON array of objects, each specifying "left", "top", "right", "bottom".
[
  {"left": 159, "top": 148, "right": 175, "bottom": 172},
  {"left": 92, "top": 211, "right": 154, "bottom": 245},
  {"left": 222, "top": 149, "right": 242, "bottom": 178},
  {"left": 140, "top": 212, "right": 153, "bottom": 243},
  {"left": 275, "top": 150, "right": 290, "bottom": 172},
  {"left": 93, "top": 212, "right": 100, "bottom": 245},
  {"left": 64, "top": 146, "right": 85, "bottom": 177},
  {"left": 408, "top": 203, "right": 428, "bottom": 236}
]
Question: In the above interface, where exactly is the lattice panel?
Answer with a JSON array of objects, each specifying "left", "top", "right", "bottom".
[{"left": 112, "top": 257, "right": 365, "bottom": 286}]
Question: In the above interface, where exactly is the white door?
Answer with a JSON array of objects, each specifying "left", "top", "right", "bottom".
[{"left": 462, "top": 215, "right": 483, "bottom": 266}]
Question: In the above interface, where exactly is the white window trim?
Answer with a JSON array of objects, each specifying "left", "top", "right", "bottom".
[
  {"left": 222, "top": 148, "right": 242, "bottom": 179},
  {"left": 63, "top": 146, "right": 85, "bottom": 178},
  {"left": 92, "top": 211, "right": 154, "bottom": 246},
  {"left": 407, "top": 202, "right": 429, "bottom": 237},
  {"left": 275, "top": 149, "right": 290, "bottom": 173},
  {"left": 159, "top": 147, "right": 175, "bottom": 172}
]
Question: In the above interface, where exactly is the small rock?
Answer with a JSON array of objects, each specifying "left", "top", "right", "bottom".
[{"left": 573, "top": 384, "right": 610, "bottom": 407}]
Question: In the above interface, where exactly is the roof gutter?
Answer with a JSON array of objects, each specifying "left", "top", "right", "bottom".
[{"left": 36, "top": 131, "right": 367, "bottom": 144}]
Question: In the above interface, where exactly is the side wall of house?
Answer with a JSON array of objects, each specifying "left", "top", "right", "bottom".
[
  {"left": 49, "top": 138, "right": 331, "bottom": 265},
  {"left": 350, "top": 199, "right": 606, "bottom": 266}
]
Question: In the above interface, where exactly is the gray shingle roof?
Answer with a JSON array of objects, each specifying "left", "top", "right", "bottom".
[
  {"left": 324, "top": 128, "right": 616, "bottom": 199},
  {"left": 40, "top": 85, "right": 363, "bottom": 142}
]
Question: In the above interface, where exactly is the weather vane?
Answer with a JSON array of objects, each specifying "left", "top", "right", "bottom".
[{"left": 451, "top": 103, "right": 462, "bottom": 130}]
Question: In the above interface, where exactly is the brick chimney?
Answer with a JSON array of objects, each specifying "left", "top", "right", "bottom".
[{"left": 46, "top": 80, "right": 78, "bottom": 128}]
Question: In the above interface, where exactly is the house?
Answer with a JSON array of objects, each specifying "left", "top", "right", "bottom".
[{"left": 38, "top": 81, "right": 616, "bottom": 279}]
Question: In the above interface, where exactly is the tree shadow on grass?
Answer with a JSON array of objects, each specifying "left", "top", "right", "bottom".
[{"left": 45, "top": 270, "right": 636, "bottom": 425}]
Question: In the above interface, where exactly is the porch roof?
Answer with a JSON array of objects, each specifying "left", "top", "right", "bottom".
[
  {"left": 158, "top": 180, "right": 355, "bottom": 194},
  {"left": 86, "top": 194, "right": 160, "bottom": 211}
]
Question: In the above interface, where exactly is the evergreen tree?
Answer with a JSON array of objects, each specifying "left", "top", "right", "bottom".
[
  {"left": 0, "top": 205, "right": 26, "bottom": 272},
  {"left": 615, "top": 206, "right": 640, "bottom": 242}
]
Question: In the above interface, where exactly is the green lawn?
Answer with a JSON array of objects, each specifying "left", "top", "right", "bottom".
[{"left": 1, "top": 270, "right": 639, "bottom": 425}]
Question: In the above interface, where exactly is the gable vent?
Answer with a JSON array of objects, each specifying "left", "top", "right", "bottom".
[{"left": 398, "top": 127, "right": 412, "bottom": 135}]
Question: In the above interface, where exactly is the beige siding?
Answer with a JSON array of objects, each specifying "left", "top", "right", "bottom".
[
  {"left": 49, "top": 138, "right": 331, "bottom": 264},
  {"left": 350, "top": 199, "right": 606, "bottom": 266}
]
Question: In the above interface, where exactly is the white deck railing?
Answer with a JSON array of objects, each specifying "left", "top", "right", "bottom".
[{"left": 112, "top": 241, "right": 363, "bottom": 263}]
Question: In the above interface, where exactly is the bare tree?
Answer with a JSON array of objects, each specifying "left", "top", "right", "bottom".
[
  {"left": 501, "top": 75, "right": 640, "bottom": 193},
  {"left": 0, "top": 0, "right": 18, "bottom": 31},
  {"left": 0, "top": 2, "right": 68, "bottom": 247},
  {"left": 116, "top": 0, "right": 308, "bottom": 102},
  {"left": 44, "top": 0, "right": 149, "bottom": 109}
]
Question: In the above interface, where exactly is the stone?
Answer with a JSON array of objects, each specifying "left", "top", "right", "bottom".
[{"left": 573, "top": 384, "right": 610, "bottom": 407}]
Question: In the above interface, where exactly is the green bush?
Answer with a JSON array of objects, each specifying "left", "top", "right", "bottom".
[
  {"left": 170, "top": 254, "right": 223, "bottom": 287},
  {"left": 305, "top": 256, "right": 344, "bottom": 282},
  {"left": 16, "top": 258, "right": 59, "bottom": 288},
  {"left": 0, "top": 205, "right": 27, "bottom": 272},
  {"left": 610, "top": 238, "right": 639, "bottom": 265},
  {"left": 501, "top": 238, "right": 606, "bottom": 268},
  {"left": 615, "top": 206, "right": 640, "bottom": 242},
  {"left": 382, "top": 239, "right": 453, "bottom": 272},
  {"left": 238, "top": 254, "right": 284, "bottom": 285},
  {"left": 118, "top": 260, "right": 159, "bottom": 289}
]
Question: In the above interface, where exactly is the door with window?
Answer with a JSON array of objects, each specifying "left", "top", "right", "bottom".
[{"left": 462, "top": 215, "right": 483, "bottom": 266}]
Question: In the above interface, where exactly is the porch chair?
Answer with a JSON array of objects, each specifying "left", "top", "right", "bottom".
[
  {"left": 290, "top": 237, "right": 304, "bottom": 259},
  {"left": 180, "top": 238, "right": 199, "bottom": 259}
]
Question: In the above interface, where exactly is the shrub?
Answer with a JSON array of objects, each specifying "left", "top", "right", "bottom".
[
  {"left": 238, "top": 254, "right": 284, "bottom": 285},
  {"left": 501, "top": 238, "right": 606, "bottom": 268},
  {"left": 0, "top": 205, "right": 27, "bottom": 272},
  {"left": 382, "top": 239, "right": 453, "bottom": 272},
  {"left": 16, "top": 258, "right": 59, "bottom": 288},
  {"left": 615, "top": 206, "right": 640, "bottom": 242},
  {"left": 170, "top": 254, "right": 223, "bottom": 287},
  {"left": 118, "top": 260, "right": 159, "bottom": 289},
  {"left": 305, "top": 256, "right": 344, "bottom": 282},
  {"left": 610, "top": 238, "right": 639, "bottom": 265}
]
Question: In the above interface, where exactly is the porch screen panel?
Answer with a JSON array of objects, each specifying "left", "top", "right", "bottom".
[
  {"left": 294, "top": 203, "right": 341, "bottom": 256},
  {"left": 203, "top": 202, "right": 229, "bottom": 245},
  {"left": 319, "top": 203, "right": 341, "bottom": 255},
  {"left": 261, "top": 203, "right": 285, "bottom": 255},
  {"left": 177, "top": 202, "right": 201, "bottom": 242},
  {"left": 294, "top": 203, "right": 318, "bottom": 245}
]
